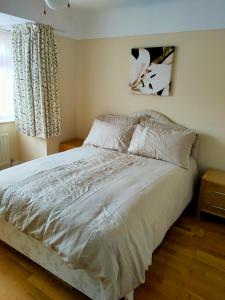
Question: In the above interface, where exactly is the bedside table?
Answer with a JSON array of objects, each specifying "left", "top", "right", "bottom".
[
  {"left": 197, "top": 169, "right": 225, "bottom": 219},
  {"left": 60, "top": 138, "right": 84, "bottom": 152}
]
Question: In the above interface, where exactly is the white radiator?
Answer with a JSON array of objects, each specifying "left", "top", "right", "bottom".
[{"left": 0, "top": 133, "right": 11, "bottom": 168}]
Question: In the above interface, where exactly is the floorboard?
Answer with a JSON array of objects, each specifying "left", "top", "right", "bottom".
[{"left": 0, "top": 212, "right": 225, "bottom": 300}]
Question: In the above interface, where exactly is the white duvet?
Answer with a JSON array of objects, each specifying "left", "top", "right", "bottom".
[{"left": 0, "top": 146, "right": 197, "bottom": 299}]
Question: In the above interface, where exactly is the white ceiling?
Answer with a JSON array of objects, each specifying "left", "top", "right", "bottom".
[
  {"left": 0, "top": 12, "right": 31, "bottom": 30},
  {"left": 0, "top": 0, "right": 225, "bottom": 39},
  {"left": 70, "top": 0, "right": 122, "bottom": 9},
  {"left": 70, "top": 0, "right": 150, "bottom": 9}
]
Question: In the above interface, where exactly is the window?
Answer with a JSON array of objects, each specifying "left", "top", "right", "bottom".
[{"left": 0, "top": 31, "right": 14, "bottom": 122}]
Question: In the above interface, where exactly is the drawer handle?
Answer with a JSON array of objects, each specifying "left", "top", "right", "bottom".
[
  {"left": 214, "top": 191, "right": 225, "bottom": 197},
  {"left": 210, "top": 204, "right": 225, "bottom": 211}
]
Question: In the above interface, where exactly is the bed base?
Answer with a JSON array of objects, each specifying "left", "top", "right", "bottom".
[{"left": 0, "top": 217, "right": 133, "bottom": 300}]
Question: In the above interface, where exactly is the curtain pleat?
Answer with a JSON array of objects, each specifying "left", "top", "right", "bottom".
[{"left": 12, "top": 23, "right": 60, "bottom": 139}]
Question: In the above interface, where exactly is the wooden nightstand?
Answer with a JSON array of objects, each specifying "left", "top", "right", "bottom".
[
  {"left": 197, "top": 169, "right": 225, "bottom": 219},
  {"left": 60, "top": 138, "right": 84, "bottom": 152}
]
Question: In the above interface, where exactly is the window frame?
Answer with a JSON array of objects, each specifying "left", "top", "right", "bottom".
[{"left": 0, "top": 30, "right": 15, "bottom": 123}]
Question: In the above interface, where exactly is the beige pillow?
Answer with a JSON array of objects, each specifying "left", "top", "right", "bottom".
[
  {"left": 141, "top": 118, "right": 198, "bottom": 160},
  {"left": 84, "top": 119, "right": 135, "bottom": 152},
  {"left": 128, "top": 124, "right": 196, "bottom": 168}
]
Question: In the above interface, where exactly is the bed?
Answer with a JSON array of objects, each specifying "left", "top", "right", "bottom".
[{"left": 0, "top": 111, "right": 198, "bottom": 300}]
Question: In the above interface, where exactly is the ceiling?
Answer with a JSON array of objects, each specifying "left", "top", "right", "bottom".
[
  {"left": 0, "top": 0, "right": 225, "bottom": 39},
  {"left": 69, "top": 0, "right": 152, "bottom": 10},
  {"left": 0, "top": 12, "right": 31, "bottom": 30}
]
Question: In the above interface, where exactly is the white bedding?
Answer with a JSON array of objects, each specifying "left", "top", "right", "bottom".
[{"left": 0, "top": 146, "right": 197, "bottom": 299}]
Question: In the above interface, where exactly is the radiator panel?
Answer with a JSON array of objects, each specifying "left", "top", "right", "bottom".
[{"left": 0, "top": 133, "right": 11, "bottom": 168}]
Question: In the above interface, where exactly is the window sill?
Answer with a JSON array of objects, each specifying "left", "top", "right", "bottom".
[{"left": 0, "top": 120, "right": 15, "bottom": 124}]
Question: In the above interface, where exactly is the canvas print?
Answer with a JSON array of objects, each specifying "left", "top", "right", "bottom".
[{"left": 129, "top": 46, "right": 175, "bottom": 96}]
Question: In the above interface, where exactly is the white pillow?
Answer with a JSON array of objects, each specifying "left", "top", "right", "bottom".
[
  {"left": 140, "top": 117, "right": 198, "bottom": 160},
  {"left": 84, "top": 119, "right": 135, "bottom": 152},
  {"left": 128, "top": 124, "right": 196, "bottom": 168}
]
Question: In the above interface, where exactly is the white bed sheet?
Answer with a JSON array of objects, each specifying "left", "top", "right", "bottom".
[{"left": 0, "top": 146, "right": 197, "bottom": 299}]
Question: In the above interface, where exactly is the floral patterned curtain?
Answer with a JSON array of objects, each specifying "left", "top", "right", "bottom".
[{"left": 11, "top": 23, "right": 60, "bottom": 139}]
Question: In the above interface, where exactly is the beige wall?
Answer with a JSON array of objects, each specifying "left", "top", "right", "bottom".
[
  {"left": 76, "top": 29, "right": 225, "bottom": 172},
  {"left": 18, "top": 132, "right": 47, "bottom": 162},
  {"left": 18, "top": 34, "right": 78, "bottom": 161},
  {"left": 15, "top": 29, "right": 225, "bottom": 173}
]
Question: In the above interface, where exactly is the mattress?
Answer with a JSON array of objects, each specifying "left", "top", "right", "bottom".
[{"left": 0, "top": 146, "right": 197, "bottom": 299}]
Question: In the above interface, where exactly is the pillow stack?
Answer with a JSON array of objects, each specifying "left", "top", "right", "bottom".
[{"left": 84, "top": 113, "right": 197, "bottom": 169}]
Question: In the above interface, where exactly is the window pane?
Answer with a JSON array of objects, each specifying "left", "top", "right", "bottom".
[{"left": 0, "top": 31, "right": 14, "bottom": 121}]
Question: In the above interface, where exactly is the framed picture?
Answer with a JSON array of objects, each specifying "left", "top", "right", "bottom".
[{"left": 129, "top": 46, "right": 175, "bottom": 96}]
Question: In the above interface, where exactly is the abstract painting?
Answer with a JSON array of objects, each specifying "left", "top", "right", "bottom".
[{"left": 129, "top": 46, "right": 175, "bottom": 96}]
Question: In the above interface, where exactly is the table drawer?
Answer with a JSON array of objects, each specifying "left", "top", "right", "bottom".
[{"left": 201, "top": 185, "right": 225, "bottom": 217}]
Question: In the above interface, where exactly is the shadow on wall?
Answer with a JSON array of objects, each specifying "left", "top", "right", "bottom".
[{"left": 198, "top": 133, "right": 225, "bottom": 174}]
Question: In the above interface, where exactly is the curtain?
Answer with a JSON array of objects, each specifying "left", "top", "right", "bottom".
[{"left": 11, "top": 23, "right": 60, "bottom": 139}]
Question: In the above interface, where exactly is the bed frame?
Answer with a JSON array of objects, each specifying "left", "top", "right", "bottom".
[
  {"left": 0, "top": 216, "right": 133, "bottom": 300},
  {"left": 0, "top": 110, "right": 198, "bottom": 300}
]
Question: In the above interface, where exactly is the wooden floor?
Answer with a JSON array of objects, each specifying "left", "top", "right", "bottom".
[{"left": 0, "top": 212, "right": 225, "bottom": 300}]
